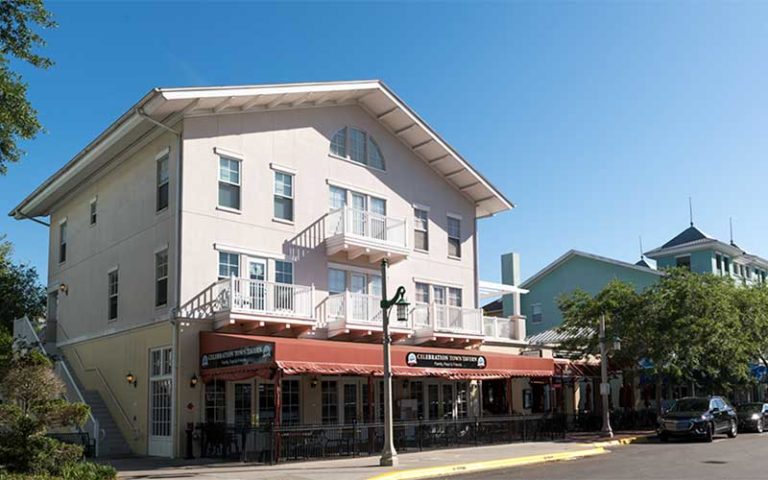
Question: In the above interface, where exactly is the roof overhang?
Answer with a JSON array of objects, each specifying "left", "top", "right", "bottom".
[
  {"left": 643, "top": 239, "right": 741, "bottom": 260},
  {"left": 10, "top": 80, "right": 513, "bottom": 220},
  {"left": 478, "top": 280, "right": 528, "bottom": 300}
]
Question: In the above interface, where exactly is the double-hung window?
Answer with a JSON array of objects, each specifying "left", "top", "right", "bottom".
[
  {"left": 59, "top": 220, "right": 68, "bottom": 263},
  {"left": 531, "top": 304, "right": 543, "bottom": 324},
  {"left": 155, "top": 249, "right": 169, "bottom": 307},
  {"left": 275, "top": 260, "right": 293, "bottom": 284},
  {"left": 157, "top": 153, "right": 169, "bottom": 212},
  {"left": 108, "top": 269, "right": 119, "bottom": 321},
  {"left": 414, "top": 208, "right": 429, "bottom": 251},
  {"left": 273, "top": 171, "right": 294, "bottom": 221},
  {"left": 218, "top": 156, "right": 241, "bottom": 210},
  {"left": 218, "top": 252, "right": 239, "bottom": 279},
  {"left": 447, "top": 216, "right": 461, "bottom": 258}
]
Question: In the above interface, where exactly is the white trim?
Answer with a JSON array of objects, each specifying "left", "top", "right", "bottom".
[
  {"left": 325, "top": 179, "right": 388, "bottom": 201},
  {"left": 107, "top": 265, "right": 119, "bottom": 273},
  {"left": 58, "top": 216, "right": 68, "bottom": 225},
  {"left": 270, "top": 163, "right": 297, "bottom": 175},
  {"left": 214, "top": 146, "right": 244, "bottom": 160},
  {"left": 214, "top": 243, "right": 286, "bottom": 260},
  {"left": 412, "top": 276, "right": 463, "bottom": 289},
  {"left": 412, "top": 203, "right": 430, "bottom": 212},
  {"left": 155, "top": 147, "right": 171, "bottom": 160},
  {"left": 328, "top": 153, "right": 387, "bottom": 174},
  {"left": 154, "top": 243, "right": 170, "bottom": 254},
  {"left": 447, "top": 212, "right": 463, "bottom": 220},
  {"left": 215, "top": 206, "right": 241, "bottom": 215},
  {"left": 328, "top": 261, "right": 379, "bottom": 276},
  {"left": 56, "top": 317, "right": 172, "bottom": 348},
  {"left": 90, "top": 195, "right": 98, "bottom": 204},
  {"left": 272, "top": 217, "right": 295, "bottom": 226}
]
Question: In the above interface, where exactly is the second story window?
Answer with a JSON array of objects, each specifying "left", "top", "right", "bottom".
[
  {"left": 273, "top": 171, "right": 294, "bottom": 222},
  {"left": 155, "top": 249, "right": 169, "bottom": 307},
  {"left": 447, "top": 216, "right": 461, "bottom": 258},
  {"left": 108, "top": 269, "right": 119, "bottom": 321},
  {"left": 414, "top": 208, "right": 429, "bottom": 251},
  {"left": 676, "top": 256, "right": 691, "bottom": 270},
  {"left": 531, "top": 304, "right": 542, "bottom": 324},
  {"left": 218, "top": 252, "right": 239, "bottom": 279},
  {"left": 330, "top": 127, "right": 385, "bottom": 170},
  {"left": 59, "top": 220, "right": 68, "bottom": 263},
  {"left": 275, "top": 260, "right": 293, "bottom": 284},
  {"left": 218, "top": 156, "right": 241, "bottom": 210},
  {"left": 157, "top": 153, "right": 169, "bottom": 212},
  {"left": 89, "top": 197, "right": 97, "bottom": 225}
]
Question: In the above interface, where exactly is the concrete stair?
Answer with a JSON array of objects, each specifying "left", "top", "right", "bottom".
[{"left": 80, "top": 389, "right": 132, "bottom": 457}]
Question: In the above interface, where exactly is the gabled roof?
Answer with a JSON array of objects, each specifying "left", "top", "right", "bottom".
[
  {"left": 520, "top": 249, "right": 662, "bottom": 289},
  {"left": 635, "top": 258, "right": 653, "bottom": 268},
  {"left": 660, "top": 225, "right": 711, "bottom": 249},
  {"left": 10, "top": 80, "right": 513, "bottom": 220}
]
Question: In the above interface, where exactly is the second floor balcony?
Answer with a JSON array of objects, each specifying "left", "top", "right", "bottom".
[
  {"left": 323, "top": 292, "right": 412, "bottom": 342},
  {"left": 325, "top": 206, "right": 410, "bottom": 264},
  {"left": 180, "top": 277, "right": 316, "bottom": 336},
  {"left": 411, "top": 303, "right": 485, "bottom": 347}
]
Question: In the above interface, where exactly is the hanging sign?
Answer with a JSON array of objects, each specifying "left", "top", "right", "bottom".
[
  {"left": 201, "top": 342, "right": 274, "bottom": 369},
  {"left": 405, "top": 351, "right": 487, "bottom": 369}
]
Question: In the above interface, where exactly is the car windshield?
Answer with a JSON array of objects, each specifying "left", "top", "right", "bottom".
[
  {"left": 739, "top": 403, "right": 763, "bottom": 413},
  {"left": 668, "top": 399, "right": 709, "bottom": 412}
]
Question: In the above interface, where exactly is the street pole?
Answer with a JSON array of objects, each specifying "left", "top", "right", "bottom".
[
  {"left": 379, "top": 258, "right": 398, "bottom": 466},
  {"left": 599, "top": 314, "right": 613, "bottom": 438}
]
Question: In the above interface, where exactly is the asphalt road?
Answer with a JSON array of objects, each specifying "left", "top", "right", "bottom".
[{"left": 447, "top": 432, "right": 768, "bottom": 480}]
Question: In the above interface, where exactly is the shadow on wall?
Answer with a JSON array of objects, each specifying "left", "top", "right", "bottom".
[{"left": 283, "top": 214, "right": 326, "bottom": 262}]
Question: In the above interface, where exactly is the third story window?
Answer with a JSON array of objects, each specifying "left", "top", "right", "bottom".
[
  {"left": 447, "top": 216, "right": 461, "bottom": 258},
  {"left": 330, "top": 127, "right": 385, "bottom": 170},
  {"left": 273, "top": 171, "right": 294, "bottom": 221},
  {"left": 414, "top": 208, "right": 429, "bottom": 251},
  {"left": 531, "top": 304, "right": 542, "bottom": 324},
  {"left": 89, "top": 198, "right": 97, "bottom": 225},
  {"left": 218, "top": 156, "right": 241, "bottom": 210},
  {"left": 108, "top": 269, "right": 119, "bottom": 321},
  {"left": 155, "top": 249, "right": 169, "bottom": 307},
  {"left": 59, "top": 221, "right": 67, "bottom": 263},
  {"left": 157, "top": 154, "right": 169, "bottom": 211}
]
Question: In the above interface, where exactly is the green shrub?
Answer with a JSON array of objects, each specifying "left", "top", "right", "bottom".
[{"left": 60, "top": 462, "right": 116, "bottom": 480}]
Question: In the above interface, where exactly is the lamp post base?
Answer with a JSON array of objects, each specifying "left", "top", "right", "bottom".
[
  {"left": 380, "top": 451, "right": 399, "bottom": 467},
  {"left": 600, "top": 427, "right": 614, "bottom": 438}
]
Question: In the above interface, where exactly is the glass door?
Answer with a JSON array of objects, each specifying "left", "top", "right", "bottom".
[
  {"left": 248, "top": 258, "right": 267, "bottom": 311},
  {"left": 342, "top": 383, "right": 359, "bottom": 424},
  {"left": 351, "top": 193, "right": 367, "bottom": 236},
  {"left": 148, "top": 347, "right": 173, "bottom": 457},
  {"left": 350, "top": 273, "right": 368, "bottom": 322},
  {"left": 234, "top": 383, "right": 253, "bottom": 428},
  {"left": 433, "top": 286, "right": 447, "bottom": 329},
  {"left": 369, "top": 197, "right": 387, "bottom": 240}
]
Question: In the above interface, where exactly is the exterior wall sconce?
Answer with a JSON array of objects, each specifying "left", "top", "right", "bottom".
[
  {"left": 190, "top": 374, "right": 198, "bottom": 388},
  {"left": 310, "top": 377, "right": 319, "bottom": 389},
  {"left": 126, "top": 372, "right": 137, "bottom": 388},
  {"left": 59, "top": 283, "right": 69, "bottom": 295}
]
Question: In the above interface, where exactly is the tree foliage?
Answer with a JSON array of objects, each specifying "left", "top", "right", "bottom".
[
  {"left": 0, "top": 235, "right": 46, "bottom": 334},
  {"left": 558, "top": 269, "right": 761, "bottom": 395},
  {"left": 0, "top": 0, "right": 56, "bottom": 174}
]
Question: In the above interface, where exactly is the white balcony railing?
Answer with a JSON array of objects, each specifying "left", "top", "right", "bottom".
[
  {"left": 215, "top": 277, "right": 315, "bottom": 319},
  {"left": 483, "top": 316, "right": 512, "bottom": 340},
  {"left": 326, "top": 292, "right": 386, "bottom": 327},
  {"left": 411, "top": 303, "right": 484, "bottom": 335},
  {"left": 326, "top": 206, "right": 408, "bottom": 248}
]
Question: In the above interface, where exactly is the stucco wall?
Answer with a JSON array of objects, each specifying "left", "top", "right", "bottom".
[
  {"left": 179, "top": 105, "right": 478, "bottom": 311},
  {"left": 518, "top": 255, "right": 661, "bottom": 336}
]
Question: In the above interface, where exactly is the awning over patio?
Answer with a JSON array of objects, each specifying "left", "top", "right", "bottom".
[{"left": 199, "top": 332, "right": 555, "bottom": 382}]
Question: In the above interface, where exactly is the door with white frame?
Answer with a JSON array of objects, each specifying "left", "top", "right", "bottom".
[
  {"left": 148, "top": 346, "right": 173, "bottom": 457},
  {"left": 351, "top": 193, "right": 367, "bottom": 236},
  {"left": 247, "top": 258, "right": 267, "bottom": 311},
  {"left": 350, "top": 273, "right": 368, "bottom": 322}
]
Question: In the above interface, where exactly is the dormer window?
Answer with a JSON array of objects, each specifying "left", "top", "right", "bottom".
[{"left": 330, "top": 127, "right": 385, "bottom": 170}]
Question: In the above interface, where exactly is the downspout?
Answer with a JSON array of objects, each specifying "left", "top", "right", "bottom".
[
  {"left": 136, "top": 108, "right": 184, "bottom": 458},
  {"left": 473, "top": 216, "right": 479, "bottom": 310}
]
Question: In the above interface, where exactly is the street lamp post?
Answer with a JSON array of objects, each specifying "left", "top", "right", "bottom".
[
  {"left": 379, "top": 258, "right": 409, "bottom": 467},
  {"left": 599, "top": 314, "right": 614, "bottom": 438}
]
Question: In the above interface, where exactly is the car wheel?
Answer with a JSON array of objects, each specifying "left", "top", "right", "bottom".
[
  {"left": 727, "top": 419, "right": 737, "bottom": 438},
  {"left": 705, "top": 423, "right": 714, "bottom": 442},
  {"left": 757, "top": 420, "right": 764, "bottom": 434},
  {"left": 659, "top": 432, "right": 669, "bottom": 442}
]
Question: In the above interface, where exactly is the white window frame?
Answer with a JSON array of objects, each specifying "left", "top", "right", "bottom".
[
  {"left": 218, "top": 251, "right": 240, "bottom": 279},
  {"left": 329, "top": 126, "right": 386, "bottom": 171},
  {"left": 155, "top": 248, "right": 169, "bottom": 307},
  {"left": 107, "top": 267, "right": 119, "bottom": 322},
  {"left": 272, "top": 169, "right": 295, "bottom": 223},
  {"left": 447, "top": 214, "right": 462, "bottom": 259},
  {"left": 89, "top": 196, "right": 98, "bottom": 226},
  {"left": 275, "top": 259, "right": 294, "bottom": 285},
  {"left": 217, "top": 155, "right": 242, "bottom": 212},
  {"left": 413, "top": 207, "right": 429, "bottom": 252},
  {"left": 531, "top": 303, "right": 543, "bottom": 324},
  {"left": 156, "top": 149, "right": 170, "bottom": 213},
  {"left": 58, "top": 218, "right": 68, "bottom": 264}
]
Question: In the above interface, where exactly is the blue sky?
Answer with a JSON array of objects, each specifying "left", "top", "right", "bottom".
[{"left": 3, "top": 1, "right": 768, "bottom": 286}]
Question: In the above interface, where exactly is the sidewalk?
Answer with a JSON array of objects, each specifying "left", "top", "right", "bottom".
[{"left": 112, "top": 431, "right": 652, "bottom": 480}]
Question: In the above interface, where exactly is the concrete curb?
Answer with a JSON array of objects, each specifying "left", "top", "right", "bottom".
[
  {"left": 366, "top": 447, "right": 608, "bottom": 480},
  {"left": 589, "top": 434, "right": 652, "bottom": 448}
]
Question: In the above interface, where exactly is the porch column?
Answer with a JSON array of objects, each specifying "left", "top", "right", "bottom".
[
  {"left": 506, "top": 377, "right": 514, "bottom": 415},
  {"left": 273, "top": 370, "right": 283, "bottom": 463}
]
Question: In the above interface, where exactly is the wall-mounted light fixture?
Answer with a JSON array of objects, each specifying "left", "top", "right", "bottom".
[
  {"left": 190, "top": 374, "right": 199, "bottom": 388},
  {"left": 59, "top": 283, "right": 69, "bottom": 296},
  {"left": 310, "top": 377, "right": 319, "bottom": 389},
  {"left": 126, "top": 372, "right": 137, "bottom": 388}
]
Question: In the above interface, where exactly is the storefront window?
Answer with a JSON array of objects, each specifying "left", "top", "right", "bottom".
[
  {"left": 442, "top": 384, "right": 454, "bottom": 419},
  {"left": 410, "top": 381, "right": 424, "bottom": 420},
  {"left": 322, "top": 381, "right": 338, "bottom": 424},
  {"left": 343, "top": 384, "right": 358, "bottom": 424},
  {"left": 428, "top": 384, "right": 439, "bottom": 420},
  {"left": 378, "top": 380, "right": 385, "bottom": 422},
  {"left": 456, "top": 382, "right": 469, "bottom": 418},
  {"left": 258, "top": 383, "right": 275, "bottom": 425},
  {"left": 234, "top": 383, "right": 252, "bottom": 428},
  {"left": 361, "top": 383, "right": 370, "bottom": 422},
  {"left": 282, "top": 379, "right": 300, "bottom": 425},
  {"left": 205, "top": 381, "right": 226, "bottom": 423}
]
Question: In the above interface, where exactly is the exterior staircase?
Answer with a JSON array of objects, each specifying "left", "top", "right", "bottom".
[{"left": 80, "top": 390, "right": 132, "bottom": 457}]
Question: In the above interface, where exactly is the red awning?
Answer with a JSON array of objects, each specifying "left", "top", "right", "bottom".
[{"left": 199, "top": 332, "right": 555, "bottom": 382}]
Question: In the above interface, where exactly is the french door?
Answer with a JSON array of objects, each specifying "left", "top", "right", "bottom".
[
  {"left": 350, "top": 273, "right": 368, "bottom": 321},
  {"left": 247, "top": 258, "right": 267, "bottom": 311},
  {"left": 351, "top": 193, "right": 368, "bottom": 235},
  {"left": 148, "top": 347, "right": 173, "bottom": 457}
]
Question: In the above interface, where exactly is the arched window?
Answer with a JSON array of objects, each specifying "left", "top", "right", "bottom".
[{"left": 330, "top": 127, "right": 385, "bottom": 170}]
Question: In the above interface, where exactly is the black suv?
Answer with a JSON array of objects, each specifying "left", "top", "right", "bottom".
[{"left": 657, "top": 396, "right": 738, "bottom": 442}]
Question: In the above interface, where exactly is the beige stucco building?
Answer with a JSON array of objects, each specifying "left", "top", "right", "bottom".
[{"left": 11, "top": 81, "right": 555, "bottom": 460}]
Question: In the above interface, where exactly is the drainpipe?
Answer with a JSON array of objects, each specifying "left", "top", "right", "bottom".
[{"left": 136, "top": 108, "right": 184, "bottom": 458}]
